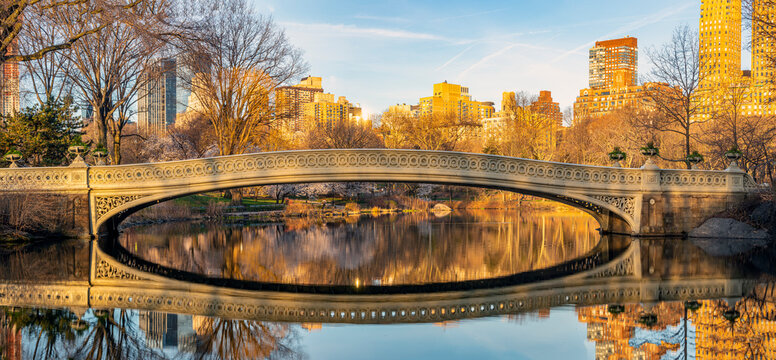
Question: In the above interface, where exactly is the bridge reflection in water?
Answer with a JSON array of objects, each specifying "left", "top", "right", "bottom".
[{"left": 0, "top": 217, "right": 775, "bottom": 358}]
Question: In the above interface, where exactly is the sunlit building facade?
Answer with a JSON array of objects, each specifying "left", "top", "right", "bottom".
[
  {"left": 302, "top": 93, "right": 363, "bottom": 130},
  {"left": 419, "top": 81, "right": 494, "bottom": 120},
  {"left": 699, "top": 0, "right": 742, "bottom": 88},
  {"left": 276, "top": 76, "right": 324, "bottom": 132},
  {"left": 752, "top": 0, "right": 776, "bottom": 86},
  {"left": 138, "top": 58, "right": 177, "bottom": 136},
  {"left": 530, "top": 90, "right": 563, "bottom": 128},
  {"left": 588, "top": 37, "right": 638, "bottom": 89},
  {"left": 574, "top": 37, "right": 644, "bottom": 122},
  {"left": 0, "top": 41, "right": 19, "bottom": 118},
  {"left": 696, "top": 0, "right": 776, "bottom": 118}
]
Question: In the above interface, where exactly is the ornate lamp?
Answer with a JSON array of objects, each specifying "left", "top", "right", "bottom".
[
  {"left": 608, "top": 148, "right": 626, "bottom": 168},
  {"left": 68, "top": 139, "right": 88, "bottom": 167},
  {"left": 638, "top": 313, "right": 658, "bottom": 327},
  {"left": 607, "top": 304, "right": 625, "bottom": 316},
  {"left": 640, "top": 142, "right": 660, "bottom": 169},
  {"left": 4, "top": 149, "right": 21, "bottom": 168},
  {"left": 93, "top": 145, "right": 108, "bottom": 166},
  {"left": 687, "top": 151, "right": 704, "bottom": 170},
  {"left": 724, "top": 147, "right": 743, "bottom": 171}
]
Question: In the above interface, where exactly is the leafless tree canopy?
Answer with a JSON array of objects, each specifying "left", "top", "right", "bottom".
[
  {"left": 380, "top": 111, "right": 479, "bottom": 151},
  {"left": 0, "top": 0, "right": 157, "bottom": 63},
  {"left": 304, "top": 121, "right": 383, "bottom": 150},
  {"left": 180, "top": 0, "right": 308, "bottom": 156},
  {"left": 52, "top": 0, "right": 169, "bottom": 163},
  {"left": 640, "top": 25, "right": 708, "bottom": 167}
]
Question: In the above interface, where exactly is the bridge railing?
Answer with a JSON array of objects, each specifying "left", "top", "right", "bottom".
[{"left": 0, "top": 149, "right": 755, "bottom": 195}]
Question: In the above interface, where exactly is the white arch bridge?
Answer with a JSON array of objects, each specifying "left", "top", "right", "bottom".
[{"left": 0, "top": 149, "right": 760, "bottom": 237}]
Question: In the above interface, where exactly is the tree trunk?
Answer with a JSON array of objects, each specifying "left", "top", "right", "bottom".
[
  {"left": 230, "top": 189, "right": 242, "bottom": 205},
  {"left": 112, "top": 132, "right": 121, "bottom": 165}
]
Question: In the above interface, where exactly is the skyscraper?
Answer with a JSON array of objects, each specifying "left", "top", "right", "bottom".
[
  {"left": 588, "top": 37, "right": 638, "bottom": 89},
  {"left": 0, "top": 41, "right": 20, "bottom": 118},
  {"left": 138, "top": 58, "right": 177, "bottom": 136},
  {"left": 699, "top": 0, "right": 742, "bottom": 89},
  {"left": 574, "top": 36, "right": 659, "bottom": 122},
  {"left": 276, "top": 76, "right": 324, "bottom": 132},
  {"left": 752, "top": 0, "right": 776, "bottom": 85}
]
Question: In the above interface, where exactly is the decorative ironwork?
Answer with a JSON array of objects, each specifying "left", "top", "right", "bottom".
[
  {"left": 591, "top": 195, "right": 636, "bottom": 216},
  {"left": 94, "top": 257, "right": 139, "bottom": 281},
  {"left": 94, "top": 195, "right": 145, "bottom": 220}
]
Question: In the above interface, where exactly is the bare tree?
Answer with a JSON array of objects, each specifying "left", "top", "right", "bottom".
[
  {"left": 56, "top": 1, "right": 165, "bottom": 163},
  {"left": 380, "top": 110, "right": 479, "bottom": 151},
  {"left": 17, "top": 4, "right": 75, "bottom": 105},
  {"left": 303, "top": 120, "right": 383, "bottom": 149},
  {"left": 166, "top": 113, "right": 215, "bottom": 159},
  {"left": 639, "top": 25, "right": 709, "bottom": 168},
  {"left": 181, "top": 0, "right": 307, "bottom": 157},
  {"left": 498, "top": 91, "right": 558, "bottom": 160}
]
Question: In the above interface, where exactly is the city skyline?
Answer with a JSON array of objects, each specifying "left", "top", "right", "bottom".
[{"left": 259, "top": 0, "right": 729, "bottom": 116}]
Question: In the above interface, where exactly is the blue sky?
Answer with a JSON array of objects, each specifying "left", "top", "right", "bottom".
[{"left": 251, "top": 0, "right": 732, "bottom": 117}]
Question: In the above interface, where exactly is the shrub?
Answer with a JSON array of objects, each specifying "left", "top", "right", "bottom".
[
  {"left": 344, "top": 202, "right": 360, "bottom": 213},
  {"left": 284, "top": 201, "right": 318, "bottom": 217}
]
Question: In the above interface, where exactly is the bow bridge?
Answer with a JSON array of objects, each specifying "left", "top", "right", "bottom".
[{"left": 0, "top": 149, "right": 759, "bottom": 237}]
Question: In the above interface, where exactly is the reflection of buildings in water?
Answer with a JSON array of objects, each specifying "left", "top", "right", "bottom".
[
  {"left": 120, "top": 210, "right": 601, "bottom": 286},
  {"left": 578, "top": 297, "right": 776, "bottom": 360},
  {"left": 0, "top": 313, "right": 21, "bottom": 360},
  {"left": 433, "top": 321, "right": 460, "bottom": 329},
  {"left": 138, "top": 311, "right": 196, "bottom": 353},
  {"left": 300, "top": 323, "right": 322, "bottom": 332},
  {"left": 693, "top": 299, "right": 776, "bottom": 359},
  {"left": 577, "top": 304, "right": 685, "bottom": 360},
  {"left": 506, "top": 308, "right": 552, "bottom": 325}
]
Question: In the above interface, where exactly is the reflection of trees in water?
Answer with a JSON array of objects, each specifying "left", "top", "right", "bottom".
[
  {"left": 577, "top": 282, "right": 776, "bottom": 360},
  {"left": 2, "top": 307, "right": 167, "bottom": 360},
  {"left": 692, "top": 292, "right": 776, "bottom": 359},
  {"left": 121, "top": 210, "right": 600, "bottom": 285},
  {"left": 1, "top": 307, "right": 306, "bottom": 360},
  {"left": 190, "top": 318, "right": 305, "bottom": 360},
  {"left": 0, "top": 240, "right": 89, "bottom": 282}
]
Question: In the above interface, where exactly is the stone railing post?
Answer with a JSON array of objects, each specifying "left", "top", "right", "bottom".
[
  {"left": 640, "top": 165, "right": 661, "bottom": 193},
  {"left": 725, "top": 166, "right": 746, "bottom": 194}
]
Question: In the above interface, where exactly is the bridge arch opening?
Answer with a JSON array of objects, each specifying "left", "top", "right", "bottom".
[{"left": 95, "top": 179, "right": 633, "bottom": 238}]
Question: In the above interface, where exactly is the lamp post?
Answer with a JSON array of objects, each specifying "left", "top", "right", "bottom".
[
  {"left": 687, "top": 152, "right": 704, "bottom": 170},
  {"left": 640, "top": 143, "right": 660, "bottom": 170},
  {"left": 725, "top": 148, "right": 743, "bottom": 171},
  {"left": 93, "top": 147, "right": 108, "bottom": 166},
  {"left": 68, "top": 143, "right": 88, "bottom": 167},
  {"left": 4, "top": 150, "right": 21, "bottom": 168},
  {"left": 608, "top": 148, "right": 626, "bottom": 168}
]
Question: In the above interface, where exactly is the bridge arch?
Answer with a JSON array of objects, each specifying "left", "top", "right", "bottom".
[{"left": 88, "top": 149, "right": 643, "bottom": 236}]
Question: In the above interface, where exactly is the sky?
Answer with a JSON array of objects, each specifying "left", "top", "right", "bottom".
[{"left": 248, "top": 0, "right": 730, "bottom": 118}]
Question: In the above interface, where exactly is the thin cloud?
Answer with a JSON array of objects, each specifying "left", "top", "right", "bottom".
[
  {"left": 354, "top": 15, "right": 410, "bottom": 23},
  {"left": 457, "top": 43, "right": 517, "bottom": 80},
  {"left": 433, "top": 8, "right": 508, "bottom": 22},
  {"left": 436, "top": 43, "right": 477, "bottom": 71},
  {"left": 282, "top": 22, "right": 450, "bottom": 41},
  {"left": 551, "top": 2, "right": 695, "bottom": 63}
]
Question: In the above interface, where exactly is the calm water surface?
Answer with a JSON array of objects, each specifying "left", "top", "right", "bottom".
[
  {"left": 0, "top": 208, "right": 774, "bottom": 360},
  {"left": 118, "top": 210, "right": 601, "bottom": 286}
]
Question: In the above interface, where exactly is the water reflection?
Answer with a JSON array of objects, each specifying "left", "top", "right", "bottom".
[
  {"left": 1, "top": 208, "right": 775, "bottom": 359},
  {"left": 119, "top": 210, "right": 601, "bottom": 286},
  {"left": 4, "top": 292, "right": 776, "bottom": 359}
]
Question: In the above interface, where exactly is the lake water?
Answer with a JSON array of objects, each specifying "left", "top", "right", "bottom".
[{"left": 1, "top": 207, "right": 774, "bottom": 359}]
